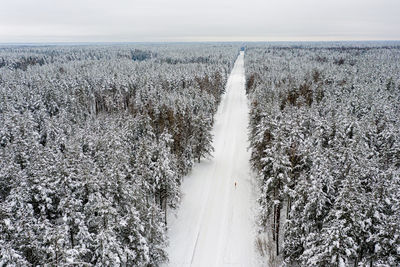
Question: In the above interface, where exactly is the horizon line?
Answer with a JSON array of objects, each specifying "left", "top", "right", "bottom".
[{"left": 1, "top": 39, "right": 400, "bottom": 46}]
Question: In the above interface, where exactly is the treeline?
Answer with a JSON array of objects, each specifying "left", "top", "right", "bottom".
[
  {"left": 0, "top": 44, "right": 236, "bottom": 71},
  {"left": 245, "top": 44, "right": 400, "bottom": 266},
  {"left": 0, "top": 44, "right": 238, "bottom": 266}
]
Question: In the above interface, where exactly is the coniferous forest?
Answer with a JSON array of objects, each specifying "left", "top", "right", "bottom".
[
  {"left": 1, "top": 42, "right": 400, "bottom": 266},
  {"left": 0, "top": 44, "right": 237, "bottom": 266},
  {"left": 246, "top": 43, "right": 400, "bottom": 266}
]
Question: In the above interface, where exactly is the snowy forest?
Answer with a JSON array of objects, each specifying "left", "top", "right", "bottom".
[
  {"left": 0, "top": 44, "right": 238, "bottom": 266},
  {"left": 1, "top": 41, "right": 400, "bottom": 266},
  {"left": 246, "top": 43, "right": 400, "bottom": 266}
]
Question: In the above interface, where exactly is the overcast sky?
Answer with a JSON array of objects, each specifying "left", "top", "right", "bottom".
[{"left": 0, "top": 0, "right": 399, "bottom": 42}]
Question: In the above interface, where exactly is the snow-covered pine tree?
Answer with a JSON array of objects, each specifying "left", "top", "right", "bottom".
[{"left": 192, "top": 112, "right": 214, "bottom": 163}]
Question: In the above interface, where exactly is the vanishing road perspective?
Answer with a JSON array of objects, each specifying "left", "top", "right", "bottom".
[{"left": 165, "top": 51, "right": 261, "bottom": 266}]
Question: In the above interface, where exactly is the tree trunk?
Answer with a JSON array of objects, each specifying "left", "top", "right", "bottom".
[
  {"left": 276, "top": 203, "right": 280, "bottom": 256},
  {"left": 160, "top": 193, "right": 162, "bottom": 210},
  {"left": 272, "top": 188, "right": 276, "bottom": 242},
  {"left": 55, "top": 239, "right": 58, "bottom": 266},
  {"left": 70, "top": 227, "right": 74, "bottom": 247},
  {"left": 164, "top": 198, "right": 167, "bottom": 226}
]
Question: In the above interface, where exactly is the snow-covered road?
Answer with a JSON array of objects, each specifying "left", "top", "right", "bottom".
[{"left": 165, "top": 51, "right": 260, "bottom": 267}]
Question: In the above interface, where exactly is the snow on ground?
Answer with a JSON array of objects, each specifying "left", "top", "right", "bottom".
[{"left": 165, "top": 51, "right": 261, "bottom": 267}]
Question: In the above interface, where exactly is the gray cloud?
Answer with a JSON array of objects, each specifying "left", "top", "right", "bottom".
[{"left": 0, "top": 0, "right": 399, "bottom": 42}]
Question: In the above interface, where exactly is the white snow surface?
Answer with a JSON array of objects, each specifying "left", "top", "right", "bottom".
[{"left": 165, "top": 52, "right": 260, "bottom": 267}]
